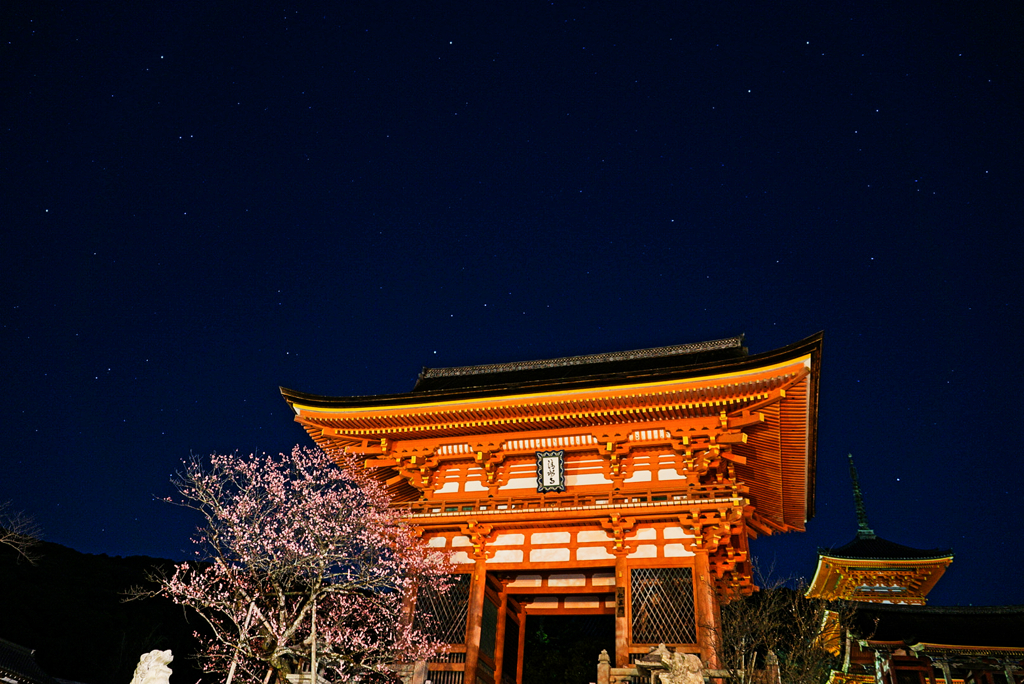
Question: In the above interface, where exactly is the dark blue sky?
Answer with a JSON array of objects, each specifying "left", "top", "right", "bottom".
[{"left": 2, "top": 1, "right": 1021, "bottom": 606}]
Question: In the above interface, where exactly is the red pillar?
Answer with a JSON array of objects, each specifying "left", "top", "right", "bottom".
[
  {"left": 615, "top": 555, "right": 630, "bottom": 667},
  {"left": 694, "top": 551, "right": 721, "bottom": 668},
  {"left": 516, "top": 608, "right": 527, "bottom": 684},
  {"left": 464, "top": 560, "right": 488, "bottom": 684},
  {"left": 492, "top": 586, "right": 509, "bottom": 684}
]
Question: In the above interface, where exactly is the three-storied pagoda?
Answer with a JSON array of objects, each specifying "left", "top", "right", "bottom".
[
  {"left": 807, "top": 458, "right": 1022, "bottom": 684},
  {"left": 806, "top": 454, "right": 953, "bottom": 605},
  {"left": 280, "top": 333, "right": 823, "bottom": 684}
]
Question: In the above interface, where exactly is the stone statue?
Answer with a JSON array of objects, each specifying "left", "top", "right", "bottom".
[
  {"left": 640, "top": 644, "right": 703, "bottom": 684},
  {"left": 661, "top": 651, "right": 704, "bottom": 684},
  {"left": 130, "top": 650, "right": 173, "bottom": 684}
]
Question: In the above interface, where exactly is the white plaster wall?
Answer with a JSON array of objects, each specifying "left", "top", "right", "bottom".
[
  {"left": 529, "top": 596, "right": 560, "bottom": 609},
  {"left": 488, "top": 549, "right": 524, "bottom": 563},
  {"left": 664, "top": 543, "right": 693, "bottom": 558},
  {"left": 508, "top": 575, "right": 542, "bottom": 587},
  {"left": 532, "top": 531, "right": 571, "bottom": 545},
  {"left": 628, "top": 544, "right": 658, "bottom": 558},
  {"left": 493, "top": 533, "right": 525, "bottom": 546},
  {"left": 500, "top": 477, "right": 537, "bottom": 490},
  {"left": 548, "top": 574, "right": 586, "bottom": 587},
  {"left": 624, "top": 470, "right": 652, "bottom": 483},
  {"left": 576, "top": 546, "right": 615, "bottom": 561},
  {"left": 530, "top": 548, "right": 570, "bottom": 562},
  {"left": 565, "top": 473, "right": 613, "bottom": 486}
]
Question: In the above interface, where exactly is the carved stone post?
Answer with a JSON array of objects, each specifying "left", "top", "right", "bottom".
[
  {"left": 765, "top": 650, "right": 781, "bottom": 684},
  {"left": 411, "top": 660, "right": 429, "bottom": 684},
  {"left": 597, "top": 649, "right": 612, "bottom": 684}
]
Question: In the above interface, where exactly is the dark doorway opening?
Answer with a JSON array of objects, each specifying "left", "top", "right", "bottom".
[{"left": 520, "top": 614, "right": 615, "bottom": 684}]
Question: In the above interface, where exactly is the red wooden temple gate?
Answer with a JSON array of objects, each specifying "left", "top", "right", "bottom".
[{"left": 281, "top": 333, "right": 822, "bottom": 684}]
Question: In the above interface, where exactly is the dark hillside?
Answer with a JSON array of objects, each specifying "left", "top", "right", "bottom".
[{"left": 0, "top": 540, "right": 205, "bottom": 684}]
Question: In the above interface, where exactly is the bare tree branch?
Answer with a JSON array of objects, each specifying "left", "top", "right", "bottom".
[
  {"left": 703, "top": 571, "right": 852, "bottom": 684},
  {"left": 0, "top": 501, "right": 42, "bottom": 564}
]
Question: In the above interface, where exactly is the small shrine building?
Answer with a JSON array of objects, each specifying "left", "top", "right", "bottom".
[
  {"left": 806, "top": 455, "right": 953, "bottom": 605},
  {"left": 281, "top": 333, "right": 823, "bottom": 684},
  {"left": 809, "top": 457, "right": 1022, "bottom": 684}
]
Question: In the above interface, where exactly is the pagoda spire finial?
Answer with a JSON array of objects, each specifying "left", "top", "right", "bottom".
[{"left": 848, "top": 453, "right": 875, "bottom": 539}]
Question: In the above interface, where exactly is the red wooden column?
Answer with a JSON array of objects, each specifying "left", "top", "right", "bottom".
[
  {"left": 694, "top": 550, "right": 721, "bottom": 668},
  {"left": 492, "top": 584, "right": 509, "bottom": 684},
  {"left": 515, "top": 606, "right": 527, "bottom": 684},
  {"left": 464, "top": 559, "right": 488, "bottom": 684},
  {"left": 615, "top": 555, "right": 630, "bottom": 667}
]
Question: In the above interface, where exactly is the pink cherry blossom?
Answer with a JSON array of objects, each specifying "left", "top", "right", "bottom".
[{"left": 159, "top": 447, "right": 453, "bottom": 684}]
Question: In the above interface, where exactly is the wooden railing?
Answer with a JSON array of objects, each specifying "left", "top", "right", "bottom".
[
  {"left": 396, "top": 484, "right": 742, "bottom": 518},
  {"left": 424, "top": 647, "right": 466, "bottom": 684}
]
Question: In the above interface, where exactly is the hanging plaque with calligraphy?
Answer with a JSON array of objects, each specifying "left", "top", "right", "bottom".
[{"left": 535, "top": 450, "right": 566, "bottom": 493}]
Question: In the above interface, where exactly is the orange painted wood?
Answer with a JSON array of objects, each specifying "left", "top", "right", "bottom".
[
  {"left": 615, "top": 555, "right": 629, "bottom": 667},
  {"left": 492, "top": 588, "right": 508, "bottom": 684},
  {"left": 515, "top": 603, "right": 526, "bottom": 684},
  {"left": 694, "top": 551, "right": 721, "bottom": 668},
  {"left": 464, "top": 560, "right": 487, "bottom": 684}
]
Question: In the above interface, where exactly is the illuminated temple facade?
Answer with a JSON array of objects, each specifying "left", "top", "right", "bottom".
[{"left": 281, "top": 333, "right": 823, "bottom": 684}]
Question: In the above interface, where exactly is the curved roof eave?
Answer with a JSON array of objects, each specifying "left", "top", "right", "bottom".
[{"left": 281, "top": 331, "right": 823, "bottom": 409}]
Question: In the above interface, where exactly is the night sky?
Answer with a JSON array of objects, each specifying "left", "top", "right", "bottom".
[{"left": 3, "top": 2, "right": 1021, "bottom": 607}]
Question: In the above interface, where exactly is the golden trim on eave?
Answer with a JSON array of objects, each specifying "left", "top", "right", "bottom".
[{"left": 288, "top": 355, "right": 812, "bottom": 417}]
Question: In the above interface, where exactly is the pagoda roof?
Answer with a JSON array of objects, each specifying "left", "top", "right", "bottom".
[
  {"left": 820, "top": 534, "right": 954, "bottom": 562},
  {"left": 0, "top": 638, "right": 58, "bottom": 684},
  {"left": 850, "top": 603, "right": 1024, "bottom": 649}
]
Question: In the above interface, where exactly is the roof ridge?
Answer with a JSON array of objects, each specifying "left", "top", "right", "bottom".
[
  {"left": 856, "top": 603, "right": 1024, "bottom": 614},
  {"left": 418, "top": 335, "right": 745, "bottom": 380}
]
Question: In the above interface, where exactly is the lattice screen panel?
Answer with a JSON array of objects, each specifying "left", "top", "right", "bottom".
[
  {"left": 630, "top": 567, "right": 696, "bottom": 644},
  {"left": 414, "top": 573, "right": 471, "bottom": 644}
]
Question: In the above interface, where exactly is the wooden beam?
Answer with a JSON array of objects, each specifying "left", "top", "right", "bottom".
[
  {"left": 523, "top": 606, "right": 615, "bottom": 615},
  {"left": 364, "top": 458, "right": 399, "bottom": 467},
  {"left": 403, "top": 497, "right": 741, "bottom": 527},
  {"left": 385, "top": 473, "right": 407, "bottom": 487},
  {"left": 503, "top": 585, "right": 614, "bottom": 595},
  {"left": 726, "top": 411, "right": 764, "bottom": 429}
]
